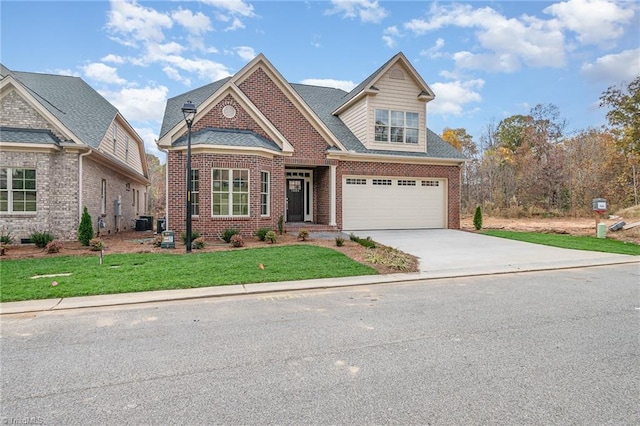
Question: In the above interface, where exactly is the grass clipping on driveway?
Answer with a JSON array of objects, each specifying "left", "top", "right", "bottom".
[{"left": 0, "top": 245, "right": 377, "bottom": 302}]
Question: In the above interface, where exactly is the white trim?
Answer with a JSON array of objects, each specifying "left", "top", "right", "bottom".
[
  {"left": 210, "top": 168, "right": 250, "bottom": 217},
  {"left": 285, "top": 169, "right": 313, "bottom": 222},
  {"left": 327, "top": 150, "right": 466, "bottom": 165},
  {"left": 330, "top": 165, "right": 337, "bottom": 226}
]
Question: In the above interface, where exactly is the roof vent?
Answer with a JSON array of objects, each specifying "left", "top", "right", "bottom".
[
  {"left": 389, "top": 68, "right": 404, "bottom": 80},
  {"left": 222, "top": 105, "right": 237, "bottom": 119}
]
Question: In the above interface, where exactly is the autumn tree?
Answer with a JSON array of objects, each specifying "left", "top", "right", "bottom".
[
  {"left": 443, "top": 128, "right": 478, "bottom": 212},
  {"left": 599, "top": 76, "right": 640, "bottom": 205},
  {"left": 146, "top": 153, "right": 166, "bottom": 218}
]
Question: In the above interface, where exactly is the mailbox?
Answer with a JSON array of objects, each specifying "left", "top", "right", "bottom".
[
  {"left": 592, "top": 198, "right": 607, "bottom": 213},
  {"left": 161, "top": 230, "right": 175, "bottom": 249}
]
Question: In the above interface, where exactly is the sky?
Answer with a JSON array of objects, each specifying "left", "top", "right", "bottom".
[{"left": 1, "top": 0, "right": 638, "bottom": 162}]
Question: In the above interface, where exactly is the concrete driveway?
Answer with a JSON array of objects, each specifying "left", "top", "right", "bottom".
[{"left": 360, "top": 229, "right": 638, "bottom": 274}]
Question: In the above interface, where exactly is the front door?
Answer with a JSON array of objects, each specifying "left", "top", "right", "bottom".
[{"left": 287, "top": 179, "right": 304, "bottom": 222}]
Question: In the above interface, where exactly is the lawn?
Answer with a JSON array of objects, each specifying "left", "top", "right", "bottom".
[
  {"left": 0, "top": 245, "right": 377, "bottom": 302},
  {"left": 481, "top": 230, "right": 640, "bottom": 256}
]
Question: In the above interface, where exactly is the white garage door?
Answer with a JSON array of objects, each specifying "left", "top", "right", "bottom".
[{"left": 342, "top": 176, "right": 446, "bottom": 230}]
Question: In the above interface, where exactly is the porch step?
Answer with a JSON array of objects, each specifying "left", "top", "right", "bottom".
[{"left": 284, "top": 223, "right": 339, "bottom": 233}]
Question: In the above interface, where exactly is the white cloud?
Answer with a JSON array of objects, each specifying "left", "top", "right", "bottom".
[
  {"left": 326, "top": 0, "right": 389, "bottom": 24},
  {"left": 581, "top": 48, "right": 640, "bottom": 82},
  {"left": 82, "top": 63, "right": 127, "bottom": 85},
  {"left": 300, "top": 79, "right": 356, "bottom": 92},
  {"left": 106, "top": 0, "right": 172, "bottom": 45},
  {"left": 135, "top": 126, "right": 166, "bottom": 163},
  {"left": 420, "top": 38, "right": 445, "bottom": 59},
  {"left": 234, "top": 46, "right": 255, "bottom": 61},
  {"left": 225, "top": 17, "right": 245, "bottom": 31},
  {"left": 429, "top": 79, "right": 484, "bottom": 116},
  {"left": 172, "top": 8, "right": 212, "bottom": 35},
  {"left": 544, "top": 0, "right": 635, "bottom": 46},
  {"left": 101, "top": 54, "right": 126, "bottom": 64},
  {"left": 100, "top": 85, "right": 169, "bottom": 123},
  {"left": 404, "top": 3, "right": 566, "bottom": 72},
  {"left": 201, "top": 0, "right": 255, "bottom": 17},
  {"left": 382, "top": 26, "right": 400, "bottom": 48}
]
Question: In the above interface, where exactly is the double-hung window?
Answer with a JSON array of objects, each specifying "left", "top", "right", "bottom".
[
  {"left": 260, "top": 171, "right": 270, "bottom": 216},
  {"left": 191, "top": 169, "right": 199, "bottom": 216},
  {"left": 212, "top": 169, "right": 249, "bottom": 216},
  {"left": 375, "top": 109, "right": 419, "bottom": 144},
  {"left": 0, "top": 168, "right": 37, "bottom": 213}
]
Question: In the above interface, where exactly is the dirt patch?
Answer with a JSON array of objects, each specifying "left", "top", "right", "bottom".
[{"left": 0, "top": 230, "right": 418, "bottom": 275}]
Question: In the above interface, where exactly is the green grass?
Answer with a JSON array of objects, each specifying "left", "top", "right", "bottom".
[
  {"left": 0, "top": 245, "right": 377, "bottom": 302},
  {"left": 481, "top": 230, "right": 640, "bottom": 256}
]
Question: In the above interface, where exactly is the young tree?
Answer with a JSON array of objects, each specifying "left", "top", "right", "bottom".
[{"left": 78, "top": 206, "right": 94, "bottom": 246}]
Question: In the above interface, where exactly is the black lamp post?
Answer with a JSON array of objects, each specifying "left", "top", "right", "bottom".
[{"left": 182, "top": 101, "right": 197, "bottom": 253}]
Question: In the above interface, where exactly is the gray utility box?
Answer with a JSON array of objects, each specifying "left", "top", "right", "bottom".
[
  {"left": 161, "top": 231, "right": 175, "bottom": 249},
  {"left": 592, "top": 198, "right": 607, "bottom": 212}
]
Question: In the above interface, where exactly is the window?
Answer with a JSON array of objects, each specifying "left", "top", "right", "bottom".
[
  {"left": 191, "top": 169, "right": 199, "bottom": 216},
  {"left": 0, "top": 168, "right": 37, "bottom": 213},
  {"left": 397, "top": 180, "right": 416, "bottom": 186},
  {"left": 101, "top": 179, "right": 107, "bottom": 215},
  {"left": 346, "top": 178, "right": 367, "bottom": 185},
  {"left": 422, "top": 180, "right": 440, "bottom": 187},
  {"left": 136, "top": 190, "right": 140, "bottom": 216},
  {"left": 372, "top": 179, "right": 392, "bottom": 186},
  {"left": 125, "top": 136, "right": 129, "bottom": 162},
  {"left": 261, "top": 171, "right": 270, "bottom": 216},
  {"left": 374, "top": 109, "right": 419, "bottom": 144},
  {"left": 112, "top": 124, "right": 118, "bottom": 154},
  {"left": 212, "top": 169, "right": 249, "bottom": 216}
]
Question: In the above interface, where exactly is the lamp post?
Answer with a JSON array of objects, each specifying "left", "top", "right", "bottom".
[{"left": 182, "top": 101, "right": 197, "bottom": 253}]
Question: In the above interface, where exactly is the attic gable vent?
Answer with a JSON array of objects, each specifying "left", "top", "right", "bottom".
[{"left": 389, "top": 68, "right": 404, "bottom": 80}]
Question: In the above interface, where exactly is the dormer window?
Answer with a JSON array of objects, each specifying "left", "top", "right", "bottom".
[{"left": 374, "top": 109, "right": 419, "bottom": 144}]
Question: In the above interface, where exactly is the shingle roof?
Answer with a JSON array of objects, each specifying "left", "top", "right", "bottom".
[
  {"left": 173, "top": 127, "right": 281, "bottom": 152},
  {"left": 159, "top": 78, "right": 231, "bottom": 139},
  {"left": 1, "top": 64, "right": 118, "bottom": 148},
  {"left": 0, "top": 127, "right": 62, "bottom": 145}
]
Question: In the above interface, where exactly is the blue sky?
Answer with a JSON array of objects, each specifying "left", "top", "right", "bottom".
[{"left": 2, "top": 0, "right": 638, "bottom": 161}]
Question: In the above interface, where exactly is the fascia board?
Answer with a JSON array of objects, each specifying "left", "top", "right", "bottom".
[
  {"left": 0, "top": 142, "right": 62, "bottom": 153},
  {"left": 172, "top": 144, "right": 292, "bottom": 159},
  {"left": 327, "top": 150, "right": 466, "bottom": 165}
]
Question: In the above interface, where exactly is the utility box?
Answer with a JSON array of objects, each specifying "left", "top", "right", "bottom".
[
  {"left": 161, "top": 230, "right": 175, "bottom": 249},
  {"left": 114, "top": 199, "right": 122, "bottom": 216},
  {"left": 592, "top": 198, "right": 607, "bottom": 213}
]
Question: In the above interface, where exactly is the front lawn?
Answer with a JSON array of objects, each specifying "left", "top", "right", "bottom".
[
  {"left": 0, "top": 245, "right": 377, "bottom": 302},
  {"left": 481, "top": 230, "right": 640, "bottom": 256}
]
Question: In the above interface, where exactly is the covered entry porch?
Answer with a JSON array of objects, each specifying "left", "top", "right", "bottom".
[{"left": 284, "top": 166, "right": 337, "bottom": 229}]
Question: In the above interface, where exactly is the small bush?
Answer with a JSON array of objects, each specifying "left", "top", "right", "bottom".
[
  {"left": 473, "top": 206, "right": 483, "bottom": 230},
  {"left": 221, "top": 228, "right": 239, "bottom": 243},
  {"left": 89, "top": 238, "right": 105, "bottom": 251},
  {"left": 349, "top": 233, "right": 376, "bottom": 248},
  {"left": 192, "top": 237, "right": 206, "bottom": 249},
  {"left": 30, "top": 230, "right": 54, "bottom": 248},
  {"left": 0, "top": 227, "right": 14, "bottom": 245},
  {"left": 78, "top": 206, "right": 94, "bottom": 246},
  {"left": 297, "top": 229, "right": 310, "bottom": 241},
  {"left": 181, "top": 230, "right": 201, "bottom": 245},
  {"left": 335, "top": 236, "right": 345, "bottom": 247},
  {"left": 265, "top": 230, "right": 277, "bottom": 244},
  {"left": 45, "top": 240, "right": 64, "bottom": 254},
  {"left": 349, "top": 233, "right": 358, "bottom": 242},
  {"left": 255, "top": 228, "right": 272, "bottom": 241},
  {"left": 278, "top": 215, "right": 284, "bottom": 235},
  {"left": 230, "top": 234, "right": 245, "bottom": 248},
  {"left": 153, "top": 235, "right": 162, "bottom": 247}
]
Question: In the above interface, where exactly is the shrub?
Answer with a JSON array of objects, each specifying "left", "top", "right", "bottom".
[
  {"left": 265, "top": 230, "right": 277, "bottom": 244},
  {"left": 89, "top": 238, "right": 105, "bottom": 251},
  {"left": 221, "top": 228, "right": 239, "bottom": 243},
  {"left": 255, "top": 228, "right": 272, "bottom": 241},
  {"left": 230, "top": 234, "right": 245, "bottom": 248},
  {"left": 192, "top": 237, "right": 206, "bottom": 249},
  {"left": 349, "top": 233, "right": 376, "bottom": 249},
  {"left": 473, "top": 206, "right": 483, "bottom": 230},
  {"left": 30, "top": 230, "right": 54, "bottom": 248},
  {"left": 278, "top": 215, "right": 284, "bottom": 235},
  {"left": 45, "top": 240, "right": 64, "bottom": 254},
  {"left": 297, "top": 229, "right": 310, "bottom": 241},
  {"left": 335, "top": 236, "right": 345, "bottom": 247},
  {"left": 0, "top": 227, "right": 14, "bottom": 245},
  {"left": 364, "top": 247, "right": 413, "bottom": 271},
  {"left": 181, "top": 230, "right": 201, "bottom": 245},
  {"left": 349, "top": 232, "right": 358, "bottom": 242},
  {"left": 78, "top": 206, "right": 94, "bottom": 246},
  {"left": 153, "top": 235, "right": 163, "bottom": 247}
]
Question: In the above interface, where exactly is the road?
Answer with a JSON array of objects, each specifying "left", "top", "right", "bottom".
[{"left": 1, "top": 264, "right": 638, "bottom": 425}]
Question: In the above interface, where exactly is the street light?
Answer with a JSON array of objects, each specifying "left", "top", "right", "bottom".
[{"left": 182, "top": 100, "right": 197, "bottom": 253}]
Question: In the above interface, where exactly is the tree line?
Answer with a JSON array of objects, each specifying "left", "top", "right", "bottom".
[{"left": 444, "top": 76, "right": 639, "bottom": 217}]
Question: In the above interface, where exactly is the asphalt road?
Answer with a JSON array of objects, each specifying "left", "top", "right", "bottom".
[{"left": 1, "top": 264, "right": 638, "bottom": 425}]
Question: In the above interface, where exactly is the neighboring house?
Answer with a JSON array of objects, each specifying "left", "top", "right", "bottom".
[
  {"left": 158, "top": 52, "right": 466, "bottom": 238},
  {"left": 0, "top": 65, "right": 150, "bottom": 241}
]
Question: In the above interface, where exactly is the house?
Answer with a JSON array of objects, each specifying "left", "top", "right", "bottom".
[
  {"left": 0, "top": 65, "right": 150, "bottom": 242},
  {"left": 157, "top": 52, "right": 466, "bottom": 238}
]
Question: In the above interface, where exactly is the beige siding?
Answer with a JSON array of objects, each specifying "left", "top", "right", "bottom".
[
  {"left": 366, "top": 64, "right": 427, "bottom": 153},
  {"left": 338, "top": 96, "right": 368, "bottom": 144},
  {"left": 98, "top": 117, "right": 145, "bottom": 175}
]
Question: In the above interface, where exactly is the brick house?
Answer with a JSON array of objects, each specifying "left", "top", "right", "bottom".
[
  {"left": 158, "top": 52, "right": 466, "bottom": 238},
  {"left": 0, "top": 65, "right": 150, "bottom": 241}
]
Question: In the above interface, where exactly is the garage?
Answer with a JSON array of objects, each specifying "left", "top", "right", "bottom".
[{"left": 342, "top": 176, "right": 446, "bottom": 230}]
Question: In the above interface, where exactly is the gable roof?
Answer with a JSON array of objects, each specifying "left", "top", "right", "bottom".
[{"left": 1, "top": 65, "right": 118, "bottom": 148}]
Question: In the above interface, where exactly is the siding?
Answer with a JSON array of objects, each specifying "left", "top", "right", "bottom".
[
  {"left": 338, "top": 96, "right": 368, "bottom": 145},
  {"left": 97, "top": 117, "right": 145, "bottom": 175}
]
